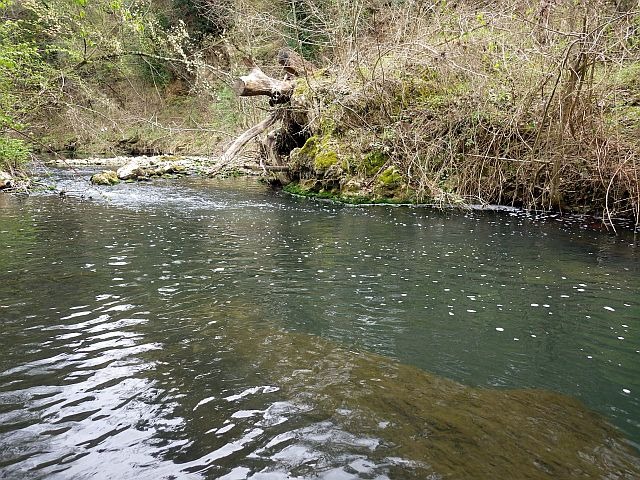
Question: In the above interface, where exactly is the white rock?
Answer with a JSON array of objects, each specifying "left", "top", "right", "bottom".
[{"left": 0, "top": 171, "right": 12, "bottom": 189}]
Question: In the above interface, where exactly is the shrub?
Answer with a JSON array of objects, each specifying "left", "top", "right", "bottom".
[{"left": 0, "top": 137, "right": 31, "bottom": 172}]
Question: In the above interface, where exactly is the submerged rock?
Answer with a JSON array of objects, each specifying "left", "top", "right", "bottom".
[
  {"left": 0, "top": 171, "right": 12, "bottom": 189},
  {"left": 90, "top": 170, "right": 120, "bottom": 186}
]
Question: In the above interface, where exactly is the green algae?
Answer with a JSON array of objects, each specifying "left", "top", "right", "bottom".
[{"left": 283, "top": 181, "right": 414, "bottom": 205}]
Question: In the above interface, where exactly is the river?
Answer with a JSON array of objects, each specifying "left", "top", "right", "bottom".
[{"left": 1, "top": 169, "right": 639, "bottom": 479}]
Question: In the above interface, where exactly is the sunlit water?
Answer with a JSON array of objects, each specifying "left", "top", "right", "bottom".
[{"left": 1, "top": 168, "right": 639, "bottom": 479}]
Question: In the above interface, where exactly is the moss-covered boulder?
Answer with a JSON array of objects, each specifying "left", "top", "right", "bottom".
[
  {"left": 90, "top": 170, "right": 120, "bottom": 186},
  {"left": 290, "top": 135, "right": 341, "bottom": 175}
]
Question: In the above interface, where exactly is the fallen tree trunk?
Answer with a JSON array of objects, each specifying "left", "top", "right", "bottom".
[
  {"left": 232, "top": 67, "right": 294, "bottom": 98},
  {"left": 217, "top": 57, "right": 311, "bottom": 174},
  {"left": 220, "top": 112, "right": 280, "bottom": 165}
]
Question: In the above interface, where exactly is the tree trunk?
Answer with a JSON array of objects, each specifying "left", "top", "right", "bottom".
[
  {"left": 232, "top": 67, "right": 294, "bottom": 98},
  {"left": 220, "top": 112, "right": 280, "bottom": 164}
]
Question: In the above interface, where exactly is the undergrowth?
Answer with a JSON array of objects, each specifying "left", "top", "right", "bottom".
[{"left": 280, "top": 0, "right": 640, "bottom": 224}]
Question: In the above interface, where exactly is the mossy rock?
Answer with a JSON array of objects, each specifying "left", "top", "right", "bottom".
[
  {"left": 292, "top": 135, "right": 340, "bottom": 174},
  {"left": 168, "top": 162, "right": 187, "bottom": 174},
  {"left": 90, "top": 170, "right": 120, "bottom": 186},
  {"left": 373, "top": 166, "right": 413, "bottom": 201},
  {"left": 0, "top": 171, "right": 12, "bottom": 189},
  {"left": 378, "top": 166, "right": 402, "bottom": 186},
  {"left": 315, "top": 150, "right": 338, "bottom": 171}
]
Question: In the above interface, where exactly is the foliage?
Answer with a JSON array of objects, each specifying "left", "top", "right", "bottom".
[
  {"left": 281, "top": 0, "right": 640, "bottom": 222},
  {"left": 0, "top": 0, "right": 237, "bottom": 165},
  {"left": 0, "top": 137, "right": 31, "bottom": 172}
]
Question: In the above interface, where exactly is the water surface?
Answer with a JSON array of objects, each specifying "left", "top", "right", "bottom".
[{"left": 0, "top": 170, "right": 639, "bottom": 478}]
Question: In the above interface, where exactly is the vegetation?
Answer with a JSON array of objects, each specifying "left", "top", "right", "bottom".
[
  {"left": 1, "top": 0, "right": 639, "bottom": 224},
  {"left": 0, "top": 0, "right": 245, "bottom": 163},
  {"left": 269, "top": 0, "right": 640, "bottom": 224}
]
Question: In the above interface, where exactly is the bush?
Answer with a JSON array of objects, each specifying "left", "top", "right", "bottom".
[{"left": 0, "top": 137, "right": 31, "bottom": 172}]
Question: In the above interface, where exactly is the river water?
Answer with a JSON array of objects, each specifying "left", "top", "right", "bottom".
[{"left": 1, "top": 169, "right": 639, "bottom": 479}]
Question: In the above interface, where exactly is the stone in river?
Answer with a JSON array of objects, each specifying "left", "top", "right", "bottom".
[{"left": 90, "top": 170, "right": 120, "bottom": 185}]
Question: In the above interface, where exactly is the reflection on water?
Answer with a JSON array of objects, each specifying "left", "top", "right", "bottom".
[{"left": 0, "top": 172, "right": 639, "bottom": 478}]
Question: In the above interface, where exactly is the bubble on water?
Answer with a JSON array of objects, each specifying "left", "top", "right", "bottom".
[{"left": 604, "top": 306, "right": 615, "bottom": 312}]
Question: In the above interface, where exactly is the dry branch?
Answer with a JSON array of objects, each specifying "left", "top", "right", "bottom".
[
  {"left": 217, "top": 62, "right": 303, "bottom": 170},
  {"left": 220, "top": 112, "right": 280, "bottom": 165}
]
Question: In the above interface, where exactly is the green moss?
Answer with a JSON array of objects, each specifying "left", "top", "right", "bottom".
[
  {"left": 283, "top": 181, "right": 415, "bottom": 205},
  {"left": 90, "top": 170, "right": 120, "bottom": 186},
  {"left": 317, "top": 104, "right": 341, "bottom": 135},
  {"left": 293, "top": 78, "right": 312, "bottom": 98},
  {"left": 294, "top": 135, "right": 340, "bottom": 172},
  {"left": 363, "top": 150, "right": 388, "bottom": 176},
  {"left": 378, "top": 166, "right": 402, "bottom": 186},
  {"left": 314, "top": 150, "right": 338, "bottom": 170},
  {"left": 297, "top": 135, "right": 318, "bottom": 156}
]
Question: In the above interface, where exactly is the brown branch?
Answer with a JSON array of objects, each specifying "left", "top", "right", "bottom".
[{"left": 219, "top": 112, "right": 280, "bottom": 166}]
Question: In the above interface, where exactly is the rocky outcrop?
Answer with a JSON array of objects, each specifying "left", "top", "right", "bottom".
[{"left": 116, "top": 157, "right": 188, "bottom": 181}]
